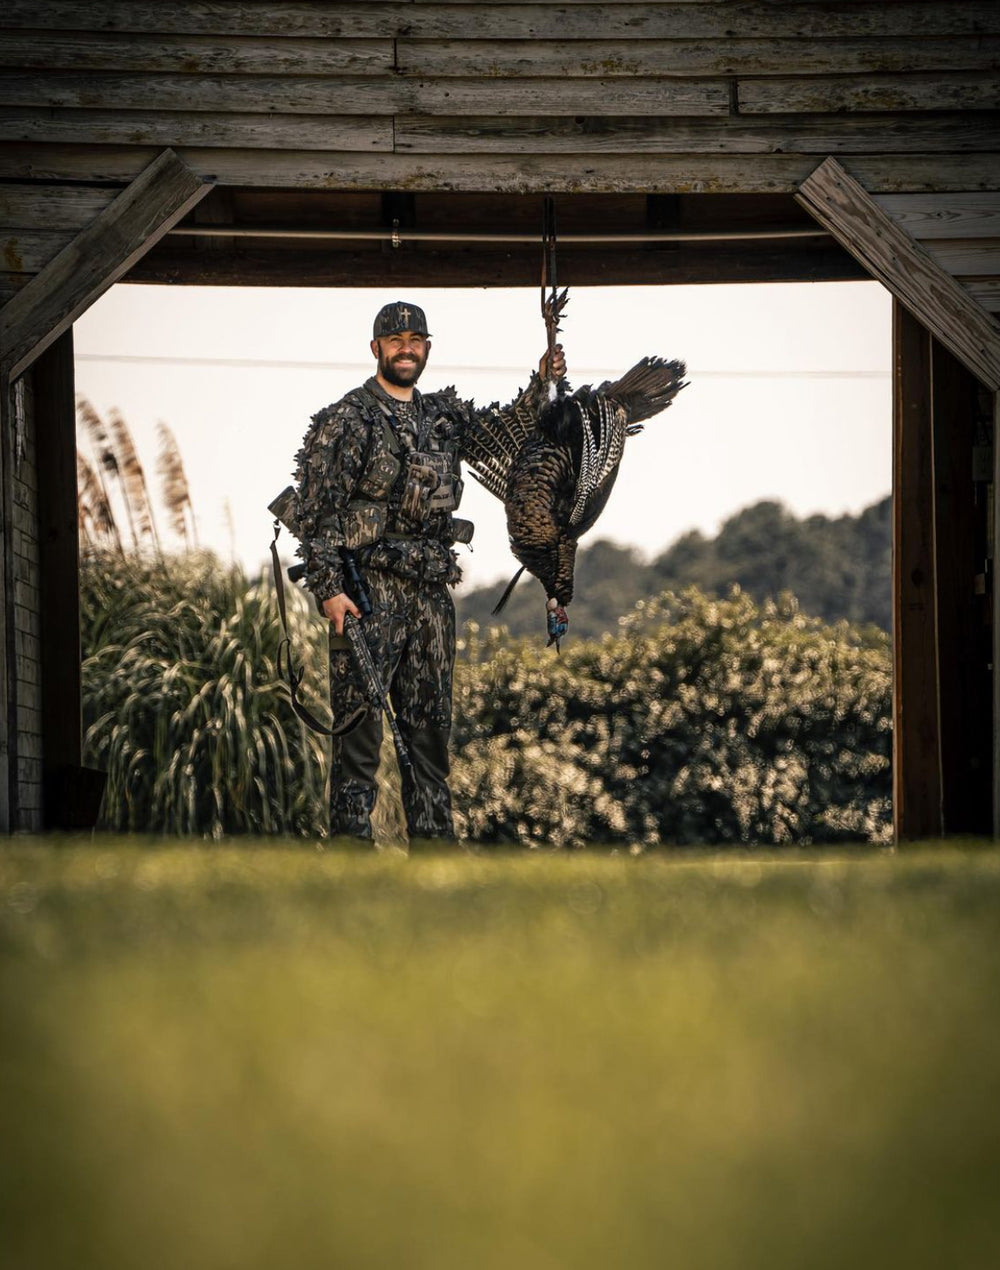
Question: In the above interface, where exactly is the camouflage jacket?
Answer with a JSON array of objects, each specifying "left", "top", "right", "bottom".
[{"left": 295, "top": 376, "right": 499, "bottom": 601}]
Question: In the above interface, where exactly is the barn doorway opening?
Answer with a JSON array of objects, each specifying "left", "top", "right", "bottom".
[
  {"left": 71, "top": 272, "right": 895, "bottom": 845},
  {"left": 18, "top": 183, "right": 992, "bottom": 842}
]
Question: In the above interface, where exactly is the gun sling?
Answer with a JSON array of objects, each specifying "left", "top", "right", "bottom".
[{"left": 269, "top": 520, "right": 366, "bottom": 738}]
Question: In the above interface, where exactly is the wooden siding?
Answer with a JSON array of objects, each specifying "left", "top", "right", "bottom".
[
  {"left": 1, "top": 1, "right": 999, "bottom": 301},
  {"left": 3, "top": 371, "right": 43, "bottom": 831},
  {"left": 874, "top": 193, "right": 1000, "bottom": 315}
]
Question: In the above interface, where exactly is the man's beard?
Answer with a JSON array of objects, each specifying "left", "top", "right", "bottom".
[{"left": 378, "top": 347, "right": 427, "bottom": 388}]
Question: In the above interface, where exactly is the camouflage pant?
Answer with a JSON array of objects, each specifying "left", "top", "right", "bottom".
[{"left": 328, "top": 568, "right": 455, "bottom": 841}]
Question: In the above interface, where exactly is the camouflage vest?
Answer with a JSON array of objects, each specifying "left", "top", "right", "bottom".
[{"left": 338, "top": 384, "right": 472, "bottom": 560}]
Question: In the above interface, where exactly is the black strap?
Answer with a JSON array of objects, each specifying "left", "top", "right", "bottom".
[{"left": 269, "top": 521, "right": 366, "bottom": 737}]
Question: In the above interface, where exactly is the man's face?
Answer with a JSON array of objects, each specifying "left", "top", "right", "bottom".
[{"left": 372, "top": 331, "right": 430, "bottom": 387}]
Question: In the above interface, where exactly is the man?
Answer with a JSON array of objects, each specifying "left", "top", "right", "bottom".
[{"left": 294, "top": 300, "right": 564, "bottom": 848}]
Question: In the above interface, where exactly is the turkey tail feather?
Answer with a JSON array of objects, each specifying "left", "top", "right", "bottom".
[
  {"left": 603, "top": 356, "right": 687, "bottom": 426},
  {"left": 492, "top": 565, "right": 526, "bottom": 615}
]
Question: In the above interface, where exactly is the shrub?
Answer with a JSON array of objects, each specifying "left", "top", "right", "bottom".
[
  {"left": 82, "top": 551, "right": 331, "bottom": 836},
  {"left": 82, "top": 551, "right": 891, "bottom": 846},
  {"left": 451, "top": 589, "right": 891, "bottom": 847}
]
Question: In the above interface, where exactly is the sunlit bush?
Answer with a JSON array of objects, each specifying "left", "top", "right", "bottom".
[
  {"left": 82, "top": 551, "right": 891, "bottom": 845},
  {"left": 82, "top": 551, "right": 331, "bottom": 836},
  {"left": 452, "top": 588, "right": 891, "bottom": 847}
]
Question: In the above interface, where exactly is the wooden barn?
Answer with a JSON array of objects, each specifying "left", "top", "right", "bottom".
[{"left": 1, "top": 1, "right": 998, "bottom": 839}]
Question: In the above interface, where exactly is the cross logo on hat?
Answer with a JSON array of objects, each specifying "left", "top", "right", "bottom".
[{"left": 373, "top": 301, "right": 429, "bottom": 339}]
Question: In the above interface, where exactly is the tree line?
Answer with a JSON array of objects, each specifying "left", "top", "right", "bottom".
[{"left": 457, "top": 496, "right": 891, "bottom": 641}]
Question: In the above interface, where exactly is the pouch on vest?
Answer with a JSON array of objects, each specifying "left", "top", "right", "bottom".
[
  {"left": 450, "top": 517, "right": 475, "bottom": 545},
  {"left": 399, "top": 450, "right": 460, "bottom": 526},
  {"left": 355, "top": 448, "right": 401, "bottom": 501},
  {"left": 341, "top": 501, "right": 387, "bottom": 549}
]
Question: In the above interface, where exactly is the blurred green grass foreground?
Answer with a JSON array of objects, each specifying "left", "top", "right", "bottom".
[{"left": 3, "top": 841, "right": 1000, "bottom": 1270}]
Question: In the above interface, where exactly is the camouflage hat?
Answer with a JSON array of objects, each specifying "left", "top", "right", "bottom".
[{"left": 372, "top": 301, "right": 429, "bottom": 339}]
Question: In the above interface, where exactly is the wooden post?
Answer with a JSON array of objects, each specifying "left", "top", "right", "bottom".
[
  {"left": 893, "top": 301, "right": 942, "bottom": 840},
  {"left": 0, "top": 372, "right": 11, "bottom": 833},
  {"left": 32, "top": 328, "right": 87, "bottom": 828},
  {"left": 995, "top": 391, "right": 1000, "bottom": 838},
  {"left": 931, "top": 337, "right": 992, "bottom": 834}
]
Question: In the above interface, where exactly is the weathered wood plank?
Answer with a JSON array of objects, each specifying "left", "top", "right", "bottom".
[
  {"left": 396, "top": 112, "right": 1000, "bottom": 155},
  {"left": 962, "top": 280, "right": 1000, "bottom": 312},
  {"left": 4, "top": 145, "right": 1000, "bottom": 196},
  {"left": 0, "top": 110, "right": 392, "bottom": 153},
  {"left": 874, "top": 193, "right": 1000, "bottom": 240},
  {"left": 0, "top": 34, "right": 392, "bottom": 76},
  {"left": 796, "top": 158, "right": 1000, "bottom": 390},
  {"left": 892, "top": 301, "right": 942, "bottom": 842},
  {"left": 0, "top": 183, "right": 116, "bottom": 231},
  {"left": 0, "top": 233, "right": 74, "bottom": 277},
  {"left": 738, "top": 72, "right": 1000, "bottom": 114},
  {"left": 8, "top": 108, "right": 995, "bottom": 159},
  {"left": 126, "top": 239, "right": 866, "bottom": 288},
  {"left": 921, "top": 240, "right": 1000, "bottom": 278},
  {"left": 5, "top": 2, "right": 997, "bottom": 40},
  {"left": 399, "top": 37, "right": 1000, "bottom": 78},
  {"left": 0, "top": 149, "right": 211, "bottom": 380},
  {"left": 0, "top": 72, "right": 730, "bottom": 117}
]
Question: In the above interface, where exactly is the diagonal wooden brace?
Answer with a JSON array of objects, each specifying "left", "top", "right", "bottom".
[
  {"left": 0, "top": 148, "right": 211, "bottom": 381},
  {"left": 796, "top": 157, "right": 1000, "bottom": 392}
]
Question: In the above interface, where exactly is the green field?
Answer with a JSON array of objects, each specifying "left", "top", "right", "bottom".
[{"left": 2, "top": 841, "right": 999, "bottom": 1270}]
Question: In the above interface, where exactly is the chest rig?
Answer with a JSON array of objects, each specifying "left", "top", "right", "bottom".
[{"left": 339, "top": 386, "right": 472, "bottom": 550}]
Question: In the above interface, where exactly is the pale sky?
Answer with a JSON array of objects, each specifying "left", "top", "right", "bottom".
[{"left": 73, "top": 280, "right": 892, "bottom": 592}]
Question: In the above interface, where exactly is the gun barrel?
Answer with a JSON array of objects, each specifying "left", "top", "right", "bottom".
[{"left": 343, "top": 614, "right": 413, "bottom": 772}]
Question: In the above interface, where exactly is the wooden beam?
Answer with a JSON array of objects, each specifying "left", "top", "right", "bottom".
[
  {"left": 31, "top": 329, "right": 83, "bottom": 826},
  {"left": 3, "top": 144, "right": 999, "bottom": 196},
  {"left": 126, "top": 240, "right": 865, "bottom": 289},
  {"left": 930, "top": 337, "right": 992, "bottom": 834},
  {"left": 5, "top": 108, "right": 996, "bottom": 157},
  {"left": 796, "top": 157, "right": 1000, "bottom": 391},
  {"left": 4, "top": 1, "right": 998, "bottom": 40},
  {"left": 893, "top": 302, "right": 942, "bottom": 841},
  {"left": 0, "top": 149, "right": 210, "bottom": 381}
]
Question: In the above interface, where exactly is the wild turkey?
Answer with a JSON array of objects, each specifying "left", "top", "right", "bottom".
[{"left": 463, "top": 354, "right": 687, "bottom": 648}]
